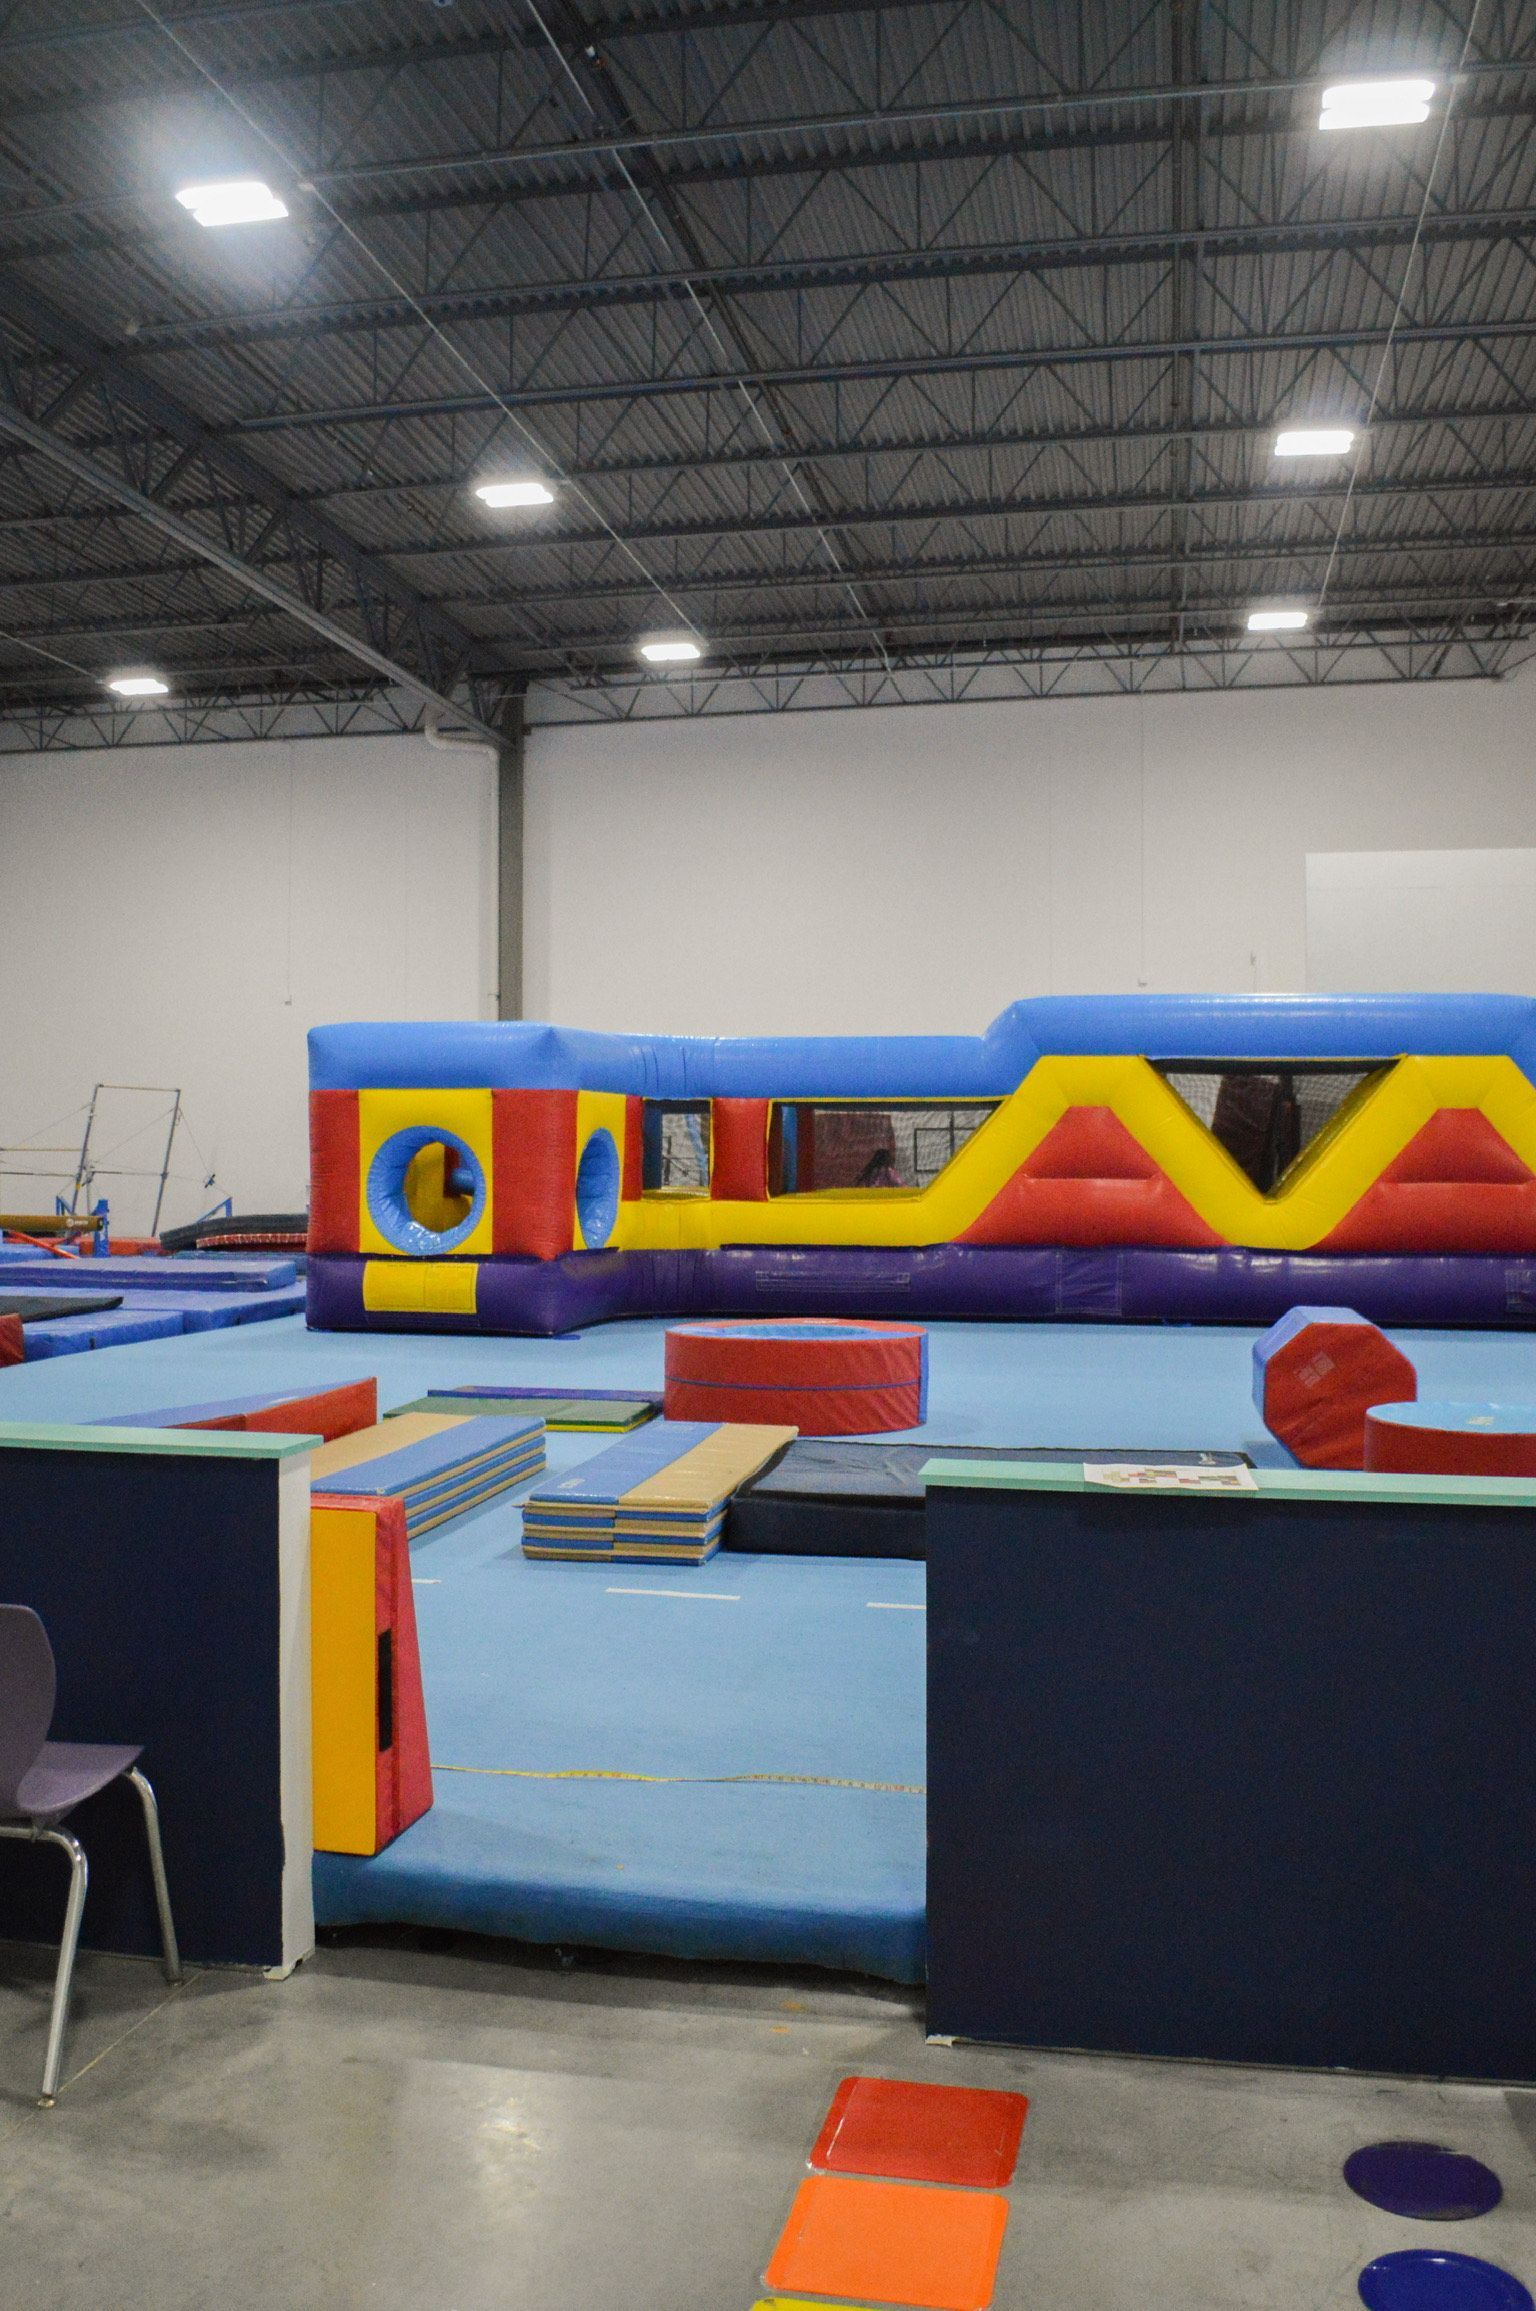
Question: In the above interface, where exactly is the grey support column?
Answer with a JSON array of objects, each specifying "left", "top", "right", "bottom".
[{"left": 496, "top": 694, "right": 525, "bottom": 1021}]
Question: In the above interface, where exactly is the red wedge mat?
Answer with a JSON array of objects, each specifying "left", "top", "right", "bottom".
[{"left": 811, "top": 2076, "right": 1029, "bottom": 2188}]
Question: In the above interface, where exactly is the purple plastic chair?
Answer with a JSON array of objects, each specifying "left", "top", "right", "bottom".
[{"left": 0, "top": 1605, "right": 181, "bottom": 2104}]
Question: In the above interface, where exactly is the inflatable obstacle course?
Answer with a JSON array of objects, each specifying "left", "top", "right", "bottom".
[
  {"left": 522, "top": 1419, "right": 796, "bottom": 1562},
  {"left": 664, "top": 1319, "right": 928, "bottom": 1434},
  {"left": 310, "top": 1491, "right": 432, "bottom": 1856},
  {"left": 310, "top": 1413, "right": 546, "bottom": 1539},
  {"left": 305, "top": 996, "right": 1536, "bottom": 1337},
  {"left": 1252, "top": 1305, "right": 1418, "bottom": 1468},
  {"left": 388, "top": 1386, "right": 659, "bottom": 1431}
]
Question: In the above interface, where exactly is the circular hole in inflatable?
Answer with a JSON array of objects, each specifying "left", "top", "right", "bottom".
[
  {"left": 575, "top": 1128, "right": 620, "bottom": 1250},
  {"left": 367, "top": 1127, "right": 486, "bottom": 1256}
]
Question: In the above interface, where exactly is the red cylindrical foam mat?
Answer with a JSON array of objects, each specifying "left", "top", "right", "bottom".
[
  {"left": 664, "top": 1319, "right": 926, "bottom": 1435},
  {"left": 1364, "top": 1404, "right": 1536, "bottom": 1477}
]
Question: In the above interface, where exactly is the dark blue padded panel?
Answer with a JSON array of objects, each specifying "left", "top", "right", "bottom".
[{"left": 926, "top": 1479, "right": 1536, "bottom": 2076}]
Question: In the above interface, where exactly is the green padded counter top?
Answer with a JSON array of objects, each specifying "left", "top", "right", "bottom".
[
  {"left": 919, "top": 1456, "right": 1536, "bottom": 1510},
  {"left": 0, "top": 1421, "right": 318, "bottom": 1460}
]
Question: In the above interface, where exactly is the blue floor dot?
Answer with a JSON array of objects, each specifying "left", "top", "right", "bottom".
[
  {"left": 1346, "top": 2142, "right": 1504, "bottom": 2220},
  {"left": 1358, "top": 2251, "right": 1535, "bottom": 2311}
]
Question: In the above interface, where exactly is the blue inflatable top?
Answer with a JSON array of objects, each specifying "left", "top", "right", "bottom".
[{"left": 309, "top": 994, "right": 1536, "bottom": 1099}]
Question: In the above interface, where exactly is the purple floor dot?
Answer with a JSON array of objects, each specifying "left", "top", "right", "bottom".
[
  {"left": 1358, "top": 2250, "right": 1534, "bottom": 2311},
  {"left": 1346, "top": 2143, "right": 1504, "bottom": 2221}
]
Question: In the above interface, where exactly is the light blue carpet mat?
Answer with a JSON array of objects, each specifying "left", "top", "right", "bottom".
[{"left": 5, "top": 1313, "right": 1534, "bottom": 1980}]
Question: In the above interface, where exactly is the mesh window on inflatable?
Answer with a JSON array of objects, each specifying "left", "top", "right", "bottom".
[
  {"left": 1158, "top": 1063, "right": 1385, "bottom": 1193},
  {"left": 641, "top": 1101, "right": 711, "bottom": 1191},
  {"left": 769, "top": 1102, "right": 999, "bottom": 1193}
]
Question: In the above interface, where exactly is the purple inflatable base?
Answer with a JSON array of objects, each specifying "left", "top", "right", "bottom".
[{"left": 307, "top": 1245, "right": 1536, "bottom": 1337}]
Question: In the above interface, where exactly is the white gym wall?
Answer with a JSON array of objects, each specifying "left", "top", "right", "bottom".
[
  {"left": 524, "top": 664, "right": 1536, "bottom": 1035},
  {"left": 5, "top": 669, "right": 1536, "bottom": 1219},
  {"left": 0, "top": 732, "right": 496, "bottom": 1230}
]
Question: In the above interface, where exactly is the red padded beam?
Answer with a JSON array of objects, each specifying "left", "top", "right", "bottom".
[
  {"left": 491, "top": 1088, "right": 579, "bottom": 1258},
  {"left": 622, "top": 1095, "right": 644, "bottom": 1203},
  {"left": 308, "top": 1091, "right": 360, "bottom": 1254}
]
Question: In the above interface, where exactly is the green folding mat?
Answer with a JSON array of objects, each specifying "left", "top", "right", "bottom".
[{"left": 384, "top": 1393, "right": 658, "bottom": 1432}]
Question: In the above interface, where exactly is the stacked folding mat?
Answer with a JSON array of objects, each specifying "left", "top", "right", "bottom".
[
  {"left": 521, "top": 1419, "right": 796, "bottom": 1564},
  {"left": 310, "top": 1412, "right": 546, "bottom": 1541},
  {"left": 387, "top": 1384, "right": 660, "bottom": 1433}
]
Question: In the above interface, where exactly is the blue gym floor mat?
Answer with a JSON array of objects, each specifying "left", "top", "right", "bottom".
[{"left": 8, "top": 1311, "right": 1536, "bottom": 1981}]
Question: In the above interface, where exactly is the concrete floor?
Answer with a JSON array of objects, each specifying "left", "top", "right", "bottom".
[{"left": 0, "top": 1932, "right": 1533, "bottom": 2311}]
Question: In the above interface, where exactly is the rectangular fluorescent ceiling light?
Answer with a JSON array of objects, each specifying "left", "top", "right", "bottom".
[
  {"left": 1319, "top": 78, "right": 1435, "bottom": 129},
  {"left": 640, "top": 638, "right": 703, "bottom": 664},
  {"left": 1247, "top": 609, "right": 1310, "bottom": 633},
  {"left": 1274, "top": 426, "right": 1356, "bottom": 457},
  {"left": 107, "top": 673, "right": 171, "bottom": 696},
  {"left": 175, "top": 179, "right": 288, "bottom": 227},
  {"left": 474, "top": 479, "right": 555, "bottom": 508}
]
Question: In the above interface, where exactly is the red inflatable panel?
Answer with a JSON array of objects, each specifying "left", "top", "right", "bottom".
[
  {"left": 491, "top": 1088, "right": 579, "bottom": 1258},
  {"left": 711, "top": 1098, "right": 770, "bottom": 1201},
  {"left": 959, "top": 1107, "right": 1223, "bottom": 1249},
  {"left": 1364, "top": 1400, "right": 1536, "bottom": 1477},
  {"left": 1254, "top": 1307, "right": 1418, "bottom": 1470},
  {"left": 665, "top": 1319, "right": 927, "bottom": 1435},
  {"left": 1320, "top": 1110, "right": 1536, "bottom": 1254},
  {"left": 374, "top": 1493, "right": 433, "bottom": 1844},
  {"left": 622, "top": 1095, "right": 644, "bottom": 1204},
  {"left": 0, "top": 1314, "right": 22, "bottom": 1368},
  {"left": 308, "top": 1091, "right": 360, "bottom": 1254}
]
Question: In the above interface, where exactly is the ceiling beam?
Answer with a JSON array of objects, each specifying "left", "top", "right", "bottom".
[
  {"left": 212, "top": 312, "right": 1536, "bottom": 439},
  {"left": 6, "top": 460, "right": 1531, "bottom": 593},
  {"left": 112, "top": 206, "right": 1536, "bottom": 356},
  {"left": 0, "top": 275, "right": 505, "bottom": 730}
]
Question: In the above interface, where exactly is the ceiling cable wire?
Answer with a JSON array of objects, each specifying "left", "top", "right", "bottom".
[
  {"left": 1315, "top": 0, "right": 1485, "bottom": 614},
  {"left": 518, "top": 0, "right": 896, "bottom": 677},
  {"left": 130, "top": 0, "right": 709, "bottom": 685}
]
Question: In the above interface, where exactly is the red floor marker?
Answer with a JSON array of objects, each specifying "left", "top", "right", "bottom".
[
  {"left": 764, "top": 2173, "right": 1009, "bottom": 2311},
  {"left": 811, "top": 2075, "right": 1029, "bottom": 2188}
]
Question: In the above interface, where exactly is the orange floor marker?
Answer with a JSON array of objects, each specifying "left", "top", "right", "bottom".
[
  {"left": 764, "top": 2174, "right": 1008, "bottom": 2311},
  {"left": 811, "top": 2076, "right": 1029, "bottom": 2188}
]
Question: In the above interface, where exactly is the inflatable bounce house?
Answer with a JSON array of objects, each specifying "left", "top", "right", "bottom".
[{"left": 306, "top": 994, "right": 1536, "bottom": 1337}]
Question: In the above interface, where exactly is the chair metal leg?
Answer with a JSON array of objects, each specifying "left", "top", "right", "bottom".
[
  {"left": 37, "top": 1829, "right": 87, "bottom": 2106},
  {"left": 126, "top": 1769, "right": 182, "bottom": 1987}
]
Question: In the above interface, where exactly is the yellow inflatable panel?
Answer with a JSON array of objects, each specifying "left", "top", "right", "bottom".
[
  {"left": 362, "top": 1259, "right": 480, "bottom": 1314},
  {"left": 357, "top": 1086, "right": 496, "bottom": 1258},
  {"left": 309, "top": 1502, "right": 379, "bottom": 1856},
  {"left": 605, "top": 1054, "right": 1536, "bottom": 1253}
]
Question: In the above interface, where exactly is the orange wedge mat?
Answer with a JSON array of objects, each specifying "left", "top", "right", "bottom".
[
  {"left": 763, "top": 2174, "right": 1009, "bottom": 2311},
  {"left": 811, "top": 2076, "right": 1028, "bottom": 2188}
]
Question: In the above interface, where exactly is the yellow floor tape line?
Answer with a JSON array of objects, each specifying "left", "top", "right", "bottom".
[{"left": 433, "top": 1763, "right": 924, "bottom": 1794}]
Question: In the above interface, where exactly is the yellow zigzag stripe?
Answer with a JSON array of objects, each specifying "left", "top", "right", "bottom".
[
  {"left": 433, "top": 1764, "right": 924, "bottom": 1795},
  {"left": 607, "top": 1053, "right": 1536, "bottom": 1255}
]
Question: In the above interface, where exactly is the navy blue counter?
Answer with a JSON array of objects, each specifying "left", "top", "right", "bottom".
[{"left": 924, "top": 1461, "right": 1536, "bottom": 2078}]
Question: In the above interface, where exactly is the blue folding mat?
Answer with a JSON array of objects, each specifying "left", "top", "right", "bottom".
[
  {"left": 313, "top": 1414, "right": 546, "bottom": 1538},
  {"left": 522, "top": 1422, "right": 720, "bottom": 1556},
  {"left": 0, "top": 1255, "right": 297, "bottom": 1291}
]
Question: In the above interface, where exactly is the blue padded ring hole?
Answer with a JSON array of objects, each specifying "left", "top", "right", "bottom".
[
  {"left": 575, "top": 1129, "right": 621, "bottom": 1251},
  {"left": 367, "top": 1127, "right": 486, "bottom": 1256}
]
